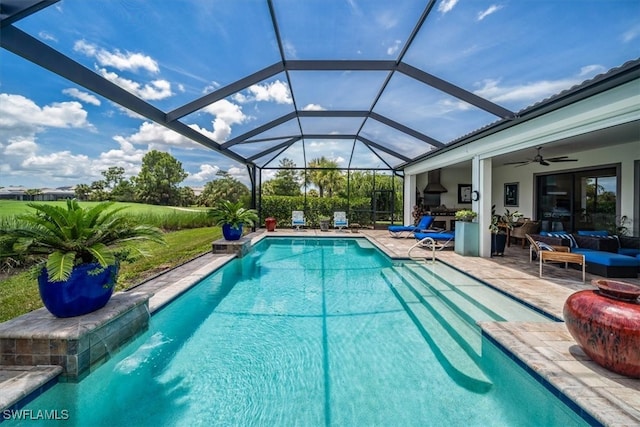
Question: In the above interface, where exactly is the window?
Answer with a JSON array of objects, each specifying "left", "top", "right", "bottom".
[{"left": 536, "top": 167, "right": 618, "bottom": 232}]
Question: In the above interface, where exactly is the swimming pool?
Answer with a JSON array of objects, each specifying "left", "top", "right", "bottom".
[{"left": 8, "top": 238, "right": 589, "bottom": 426}]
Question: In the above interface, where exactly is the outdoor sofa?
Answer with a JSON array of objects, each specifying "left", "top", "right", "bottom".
[{"left": 528, "top": 231, "right": 640, "bottom": 278}]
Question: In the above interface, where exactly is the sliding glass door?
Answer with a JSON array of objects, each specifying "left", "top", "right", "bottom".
[{"left": 537, "top": 167, "right": 618, "bottom": 233}]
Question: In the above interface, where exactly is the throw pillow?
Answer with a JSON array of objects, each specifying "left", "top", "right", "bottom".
[
  {"left": 544, "top": 232, "right": 577, "bottom": 248},
  {"left": 537, "top": 241, "right": 555, "bottom": 251}
]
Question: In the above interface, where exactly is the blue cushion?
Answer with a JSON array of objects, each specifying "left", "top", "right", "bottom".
[
  {"left": 571, "top": 248, "right": 640, "bottom": 267},
  {"left": 618, "top": 247, "right": 640, "bottom": 257},
  {"left": 577, "top": 230, "right": 609, "bottom": 237},
  {"left": 414, "top": 232, "right": 455, "bottom": 241}
]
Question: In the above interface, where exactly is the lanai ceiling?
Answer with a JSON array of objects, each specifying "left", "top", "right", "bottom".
[{"left": 1, "top": 0, "right": 639, "bottom": 178}]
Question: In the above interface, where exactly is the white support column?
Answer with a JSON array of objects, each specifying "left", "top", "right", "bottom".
[
  {"left": 474, "top": 156, "right": 493, "bottom": 257},
  {"left": 404, "top": 173, "right": 417, "bottom": 225}
]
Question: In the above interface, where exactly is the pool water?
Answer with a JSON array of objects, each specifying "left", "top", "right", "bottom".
[{"left": 10, "top": 238, "right": 588, "bottom": 426}]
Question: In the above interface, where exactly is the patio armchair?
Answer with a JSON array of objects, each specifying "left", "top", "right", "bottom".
[
  {"left": 525, "top": 234, "right": 585, "bottom": 282},
  {"left": 291, "top": 211, "right": 306, "bottom": 231},
  {"left": 510, "top": 220, "right": 540, "bottom": 248},
  {"left": 333, "top": 211, "right": 348, "bottom": 231}
]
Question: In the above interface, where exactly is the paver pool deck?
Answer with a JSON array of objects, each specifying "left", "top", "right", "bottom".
[{"left": 1, "top": 228, "right": 638, "bottom": 426}]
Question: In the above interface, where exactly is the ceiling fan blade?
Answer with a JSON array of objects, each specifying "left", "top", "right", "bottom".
[
  {"left": 546, "top": 156, "right": 568, "bottom": 161},
  {"left": 504, "top": 161, "right": 530, "bottom": 165},
  {"left": 548, "top": 158, "right": 578, "bottom": 162},
  {"left": 539, "top": 160, "right": 550, "bottom": 166}
]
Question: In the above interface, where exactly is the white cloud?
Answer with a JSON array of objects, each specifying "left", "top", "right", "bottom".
[
  {"left": 386, "top": 40, "right": 402, "bottom": 56},
  {"left": 477, "top": 5, "right": 503, "bottom": 21},
  {"left": 227, "top": 166, "right": 249, "bottom": 183},
  {"left": 475, "top": 79, "right": 568, "bottom": 104},
  {"left": 438, "top": 0, "right": 459, "bottom": 14},
  {"left": 97, "top": 68, "right": 173, "bottom": 100},
  {"left": 115, "top": 121, "right": 202, "bottom": 150},
  {"left": 472, "top": 65, "right": 607, "bottom": 106},
  {"left": 283, "top": 40, "right": 297, "bottom": 58},
  {"left": 0, "top": 93, "right": 90, "bottom": 131},
  {"left": 203, "top": 81, "right": 221, "bottom": 94},
  {"left": 0, "top": 137, "right": 95, "bottom": 182},
  {"left": 375, "top": 11, "right": 398, "bottom": 30},
  {"left": 189, "top": 164, "right": 220, "bottom": 181},
  {"left": 622, "top": 24, "right": 640, "bottom": 43},
  {"left": 21, "top": 151, "right": 92, "bottom": 178},
  {"left": 244, "top": 80, "right": 292, "bottom": 104},
  {"left": 302, "top": 103, "right": 326, "bottom": 111},
  {"left": 579, "top": 64, "right": 606, "bottom": 77},
  {"left": 201, "top": 99, "right": 249, "bottom": 142},
  {"left": 63, "top": 88, "right": 101, "bottom": 106},
  {"left": 38, "top": 31, "right": 57, "bottom": 42},
  {"left": 74, "top": 40, "right": 159, "bottom": 74},
  {"left": 94, "top": 138, "right": 146, "bottom": 177},
  {"left": 4, "top": 138, "right": 38, "bottom": 157}
]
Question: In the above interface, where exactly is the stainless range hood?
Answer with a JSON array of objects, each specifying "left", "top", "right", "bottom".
[{"left": 423, "top": 169, "right": 448, "bottom": 193}]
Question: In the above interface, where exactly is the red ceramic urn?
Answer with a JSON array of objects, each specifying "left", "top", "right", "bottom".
[{"left": 563, "top": 280, "right": 640, "bottom": 378}]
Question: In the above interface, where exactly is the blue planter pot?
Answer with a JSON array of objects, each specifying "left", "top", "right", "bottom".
[
  {"left": 38, "top": 263, "right": 118, "bottom": 318},
  {"left": 222, "top": 223, "right": 243, "bottom": 240},
  {"left": 491, "top": 233, "right": 508, "bottom": 257}
]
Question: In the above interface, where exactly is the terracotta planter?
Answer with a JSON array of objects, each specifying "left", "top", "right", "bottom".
[{"left": 563, "top": 280, "right": 640, "bottom": 378}]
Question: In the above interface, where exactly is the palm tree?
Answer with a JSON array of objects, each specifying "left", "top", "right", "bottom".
[{"left": 306, "top": 157, "right": 344, "bottom": 197}]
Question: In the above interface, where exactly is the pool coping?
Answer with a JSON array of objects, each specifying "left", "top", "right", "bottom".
[{"left": 1, "top": 229, "right": 638, "bottom": 425}]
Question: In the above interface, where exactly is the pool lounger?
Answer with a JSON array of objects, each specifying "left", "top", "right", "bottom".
[
  {"left": 388, "top": 215, "right": 435, "bottom": 238},
  {"left": 414, "top": 231, "right": 455, "bottom": 250}
]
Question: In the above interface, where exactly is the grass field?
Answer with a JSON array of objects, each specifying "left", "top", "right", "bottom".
[
  {"left": 0, "top": 200, "right": 213, "bottom": 231},
  {"left": 0, "top": 200, "right": 206, "bottom": 218}
]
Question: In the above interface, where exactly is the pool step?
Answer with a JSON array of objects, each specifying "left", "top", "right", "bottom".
[
  {"left": 381, "top": 268, "right": 492, "bottom": 394},
  {"left": 391, "top": 266, "right": 483, "bottom": 356},
  {"left": 403, "top": 264, "right": 504, "bottom": 324},
  {"left": 405, "top": 263, "right": 550, "bottom": 322}
]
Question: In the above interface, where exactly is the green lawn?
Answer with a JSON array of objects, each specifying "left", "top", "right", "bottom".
[
  {"left": 0, "top": 226, "right": 221, "bottom": 322},
  {"left": 0, "top": 200, "right": 206, "bottom": 218}
]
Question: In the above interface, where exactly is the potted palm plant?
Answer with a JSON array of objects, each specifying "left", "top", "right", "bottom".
[
  {"left": 208, "top": 200, "right": 259, "bottom": 241},
  {"left": 489, "top": 205, "right": 523, "bottom": 256},
  {"left": 0, "top": 199, "right": 165, "bottom": 317}
]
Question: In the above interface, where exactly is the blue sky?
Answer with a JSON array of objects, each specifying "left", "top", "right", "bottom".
[{"left": 1, "top": 0, "right": 638, "bottom": 189}]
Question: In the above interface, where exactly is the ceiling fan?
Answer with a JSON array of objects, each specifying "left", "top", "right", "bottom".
[{"left": 504, "top": 147, "right": 578, "bottom": 167}]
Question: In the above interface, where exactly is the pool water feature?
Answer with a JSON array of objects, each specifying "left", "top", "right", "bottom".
[{"left": 9, "top": 238, "right": 589, "bottom": 426}]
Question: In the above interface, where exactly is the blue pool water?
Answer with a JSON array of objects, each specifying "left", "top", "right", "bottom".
[{"left": 10, "top": 238, "right": 588, "bottom": 426}]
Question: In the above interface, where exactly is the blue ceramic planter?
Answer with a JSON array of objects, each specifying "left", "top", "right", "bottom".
[
  {"left": 222, "top": 223, "right": 243, "bottom": 240},
  {"left": 38, "top": 263, "right": 118, "bottom": 318}
]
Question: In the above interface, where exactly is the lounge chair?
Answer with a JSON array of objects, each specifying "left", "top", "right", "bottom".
[
  {"left": 388, "top": 215, "right": 435, "bottom": 238},
  {"left": 525, "top": 234, "right": 585, "bottom": 282},
  {"left": 292, "top": 210, "right": 306, "bottom": 231},
  {"left": 334, "top": 211, "right": 348, "bottom": 231},
  {"left": 414, "top": 231, "right": 455, "bottom": 250}
]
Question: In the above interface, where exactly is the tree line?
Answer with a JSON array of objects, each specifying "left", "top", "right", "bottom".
[
  {"left": 74, "top": 150, "right": 402, "bottom": 212},
  {"left": 74, "top": 150, "right": 250, "bottom": 207}
]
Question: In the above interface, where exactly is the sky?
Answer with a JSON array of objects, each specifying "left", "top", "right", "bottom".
[{"left": 1, "top": 0, "right": 639, "bottom": 189}]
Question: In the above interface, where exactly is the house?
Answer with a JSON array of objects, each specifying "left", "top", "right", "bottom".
[{"left": 402, "top": 61, "right": 639, "bottom": 257}]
